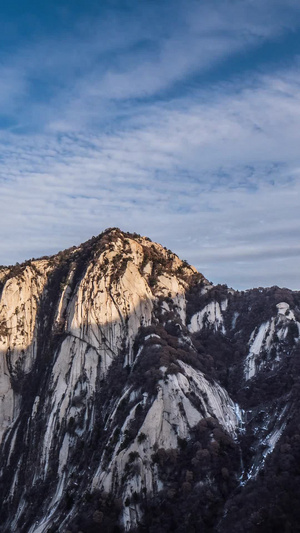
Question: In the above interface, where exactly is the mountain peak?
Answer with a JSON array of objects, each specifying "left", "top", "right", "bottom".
[{"left": 0, "top": 231, "right": 299, "bottom": 532}]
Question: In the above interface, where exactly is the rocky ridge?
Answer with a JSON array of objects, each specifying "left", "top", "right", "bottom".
[{"left": 0, "top": 228, "right": 300, "bottom": 532}]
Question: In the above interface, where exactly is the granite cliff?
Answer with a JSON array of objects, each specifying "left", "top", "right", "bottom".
[{"left": 0, "top": 228, "right": 300, "bottom": 532}]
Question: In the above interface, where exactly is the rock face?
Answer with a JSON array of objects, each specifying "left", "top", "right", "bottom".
[{"left": 0, "top": 228, "right": 300, "bottom": 532}]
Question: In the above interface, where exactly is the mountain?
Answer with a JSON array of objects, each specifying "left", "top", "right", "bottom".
[{"left": 0, "top": 228, "right": 300, "bottom": 532}]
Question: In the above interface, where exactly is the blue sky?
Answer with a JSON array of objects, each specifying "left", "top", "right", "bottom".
[{"left": 1, "top": 0, "right": 300, "bottom": 289}]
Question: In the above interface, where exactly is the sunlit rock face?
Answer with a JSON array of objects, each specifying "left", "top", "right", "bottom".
[
  {"left": 0, "top": 228, "right": 300, "bottom": 532},
  {"left": 0, "top": 260, "right": 53, "bottom": 442}
]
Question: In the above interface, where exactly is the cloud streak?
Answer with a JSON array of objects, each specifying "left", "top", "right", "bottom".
[{"left": 0, "top": 0, "right": 300, "bottom": 289}]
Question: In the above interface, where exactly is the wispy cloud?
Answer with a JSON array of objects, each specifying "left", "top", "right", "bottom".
[
  {"left": 0, "top": 0, "right": 300, "bottom": 289},
  {"left": 0, "top": 0, "right": 299, "bottom": 130}
]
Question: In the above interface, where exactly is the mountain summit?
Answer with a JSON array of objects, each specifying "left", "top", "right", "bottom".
[{"left": 0, "top": 228, "right": 300, "bottom": 532}]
